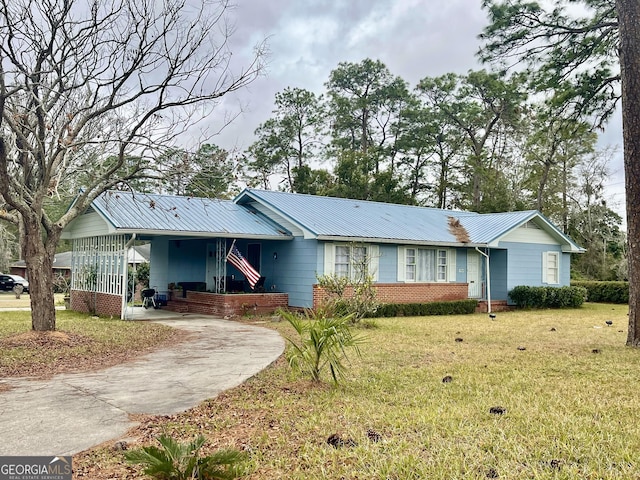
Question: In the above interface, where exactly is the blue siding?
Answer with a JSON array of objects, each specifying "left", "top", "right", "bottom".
[
  {"left": 489, "top": 249, "right": 509, "bottom": 301},
  {"left": 561, "top": 253, "right": 571, "bottom": 285},
  {"left": 264, "top": 237, "right": 318, "bottom": 308},
  {"left": 317, "top": 241, "right": 468, "bottom": 285},
  {"left": 500, "top": 241, "right": 566, "bottom": 294},
  {"left": 166, "top": 239, "right": 207, "bottom": 285}
]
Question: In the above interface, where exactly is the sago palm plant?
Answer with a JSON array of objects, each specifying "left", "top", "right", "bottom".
[{"left": 124, "top": 434, "right": 246, "bottom": 480}]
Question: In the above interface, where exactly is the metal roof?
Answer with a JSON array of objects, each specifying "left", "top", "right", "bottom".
[
  {"left": 91, "top": 191, "right": 292, "bottom": 239},
  {"left": 236, "top": 189, "right": 584, "bottom": 251},
  {"left": 237, "top": 189, "right": 466, "bottom": 244},
  {"left": 460, "top": 210, "right": 538, "bottom": 244}
]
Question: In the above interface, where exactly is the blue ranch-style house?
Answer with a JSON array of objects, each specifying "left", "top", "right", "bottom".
[{"left": 61, "top": 189, "right": 584, "bottom": 318}]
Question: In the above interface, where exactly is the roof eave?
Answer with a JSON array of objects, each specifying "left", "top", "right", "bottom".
[
  {"left": 63, "top": 227, "right": 292, "bottom": 240},
  {"left": 316, "top": 235, "right": 487, "bottom": 248},
  {"left": 112, "top": 228, "right": 293, "bottom": 240}
]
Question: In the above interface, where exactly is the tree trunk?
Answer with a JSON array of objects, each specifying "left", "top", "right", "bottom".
[
  {"left": 21, "top": 216, "right": 59, "bottom": 331},
  {"left": 536, "top": 160, "right": 552, "bottom": 213},
  {"left": 617, "top": 0, "right": 640, "bottom": 346}
]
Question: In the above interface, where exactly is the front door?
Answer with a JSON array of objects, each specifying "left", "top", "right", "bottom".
[{"left": 467, "top": 251, "right": 481, "bottom": 298}]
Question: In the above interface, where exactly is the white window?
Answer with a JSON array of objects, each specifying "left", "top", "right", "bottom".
[
  {"left": 543, "top": 251, "right": 560, "bottom": 284},
  {"left": 335, "top": 245, "right": 351, "bottom": 277},
  {"left": 405, "top": 248, "right": 416, "bottom": 281},
  {"left": 398, "top": 247, "right": 451, "bottom": 282},
  {"left": 437, "top": 250, "right": 447, "bottom": 281},
  {"left": 324, "top": 244, "right": 379, "bottom": 281}
]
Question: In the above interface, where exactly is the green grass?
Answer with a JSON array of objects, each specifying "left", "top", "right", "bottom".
[
  {"left": 77, "top": 303, "right": 640, "bottom": 478},
  {"left": 0, "top": 310, "right": 181, "bottom": 377}
]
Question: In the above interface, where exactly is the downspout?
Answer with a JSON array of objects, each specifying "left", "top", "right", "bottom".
[
  {"left": 121, "top": 233, "right": 137, "bottom": 320},
  {"left": 475, "top": 247, "right": 491, "bottom": 314}
]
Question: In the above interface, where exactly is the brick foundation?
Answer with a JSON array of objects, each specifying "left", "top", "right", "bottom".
[
  {"left": 313, "top": 282, "right": 469, "bottom": 308},
  {"left": 70, "top": 290, "right": 122, "bottom": 316},
  {"left": 164, "top": 291, "right": 289, "bottom": 316}
]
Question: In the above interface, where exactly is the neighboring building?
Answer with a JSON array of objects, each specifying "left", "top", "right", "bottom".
[
  {"left": 11, "top": 251, "right": 73, "bottom": 279},
  {"left": 61, "top": 189, "right": 584, "bottom": 317}
]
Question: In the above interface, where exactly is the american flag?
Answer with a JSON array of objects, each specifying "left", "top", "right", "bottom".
[{"left": 226, "top": 244, "right": 261, "bottom": 289}]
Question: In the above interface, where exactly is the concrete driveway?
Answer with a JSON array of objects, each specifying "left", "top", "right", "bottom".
[{"left": 0, "top": 311, "right": 284, "bottom": 456}]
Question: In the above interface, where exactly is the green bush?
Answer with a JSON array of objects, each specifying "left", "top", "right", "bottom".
[
  {"left": 316, "top": 273, "right": 379, "bottom": 323},
  {"left": 508, "top": 285, "right": 587, "bottom": 309},
  {"left": 571, "top": 281, "right": 629, "bottom": 304},
  {"left": 280, "top": 307, "right": 366, "bottom": 384},
  {"left": 125, "top": 434, "right": 246, "bottom": 480},
  {"left": 370, "top": 299, "right": 478, "bottom": 318}
]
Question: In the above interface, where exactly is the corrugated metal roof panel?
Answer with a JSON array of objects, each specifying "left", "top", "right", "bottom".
[
  {"left": 92, "top": 191, "right": 291, "bottom": 238},
  {"left": 239, "top": 189, "right": 476, "bottom": 243},
  {"left": 459, "top": 210, "right": 537, "bottom": 244},
  {"left": 238, "top": 189, "right": 583, "bottom": 250}
]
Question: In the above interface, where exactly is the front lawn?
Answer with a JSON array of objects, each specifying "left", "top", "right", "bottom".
[
  {"left": 0, "top": 311, "right": 184, "bottom": 378},
  {"left": 75, "top": 303, "right": 639, "bottom": 478}
]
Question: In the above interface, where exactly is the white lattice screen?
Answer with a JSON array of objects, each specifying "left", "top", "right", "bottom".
[{"left": 71, "top": 235, "right": 127, "bottom": 294}]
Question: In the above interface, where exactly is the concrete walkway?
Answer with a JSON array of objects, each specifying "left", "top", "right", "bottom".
[{"left": 0, "top": 311, "right": 284, "bottom": 456}]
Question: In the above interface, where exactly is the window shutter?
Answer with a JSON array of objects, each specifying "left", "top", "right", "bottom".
[
  {"left": 555, "top": 253, "right": 560, "bottom": 284},
  {"left": 369, "top": 245, "right": 379, "bottom": 281},
  {"left": 542, "top": 252, "right": 547, "bottom": 284},
  {"left": 448, "top": 249, "right": 457, "bottom": 282},
  {"left": 397, "top": 246, "right": 405, "bottom": 282},
  {"left": 324, "top": 243, "right": 335, "bottom": 275}
]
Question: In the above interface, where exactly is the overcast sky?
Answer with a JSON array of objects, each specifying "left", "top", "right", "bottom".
[{"left": 207, "top": 0, "right": 626, "bottom": 222}]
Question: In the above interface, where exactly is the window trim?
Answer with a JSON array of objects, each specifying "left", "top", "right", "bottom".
[
  {"left": 543, "top": 251, "right": 560, "bottom": 285},
  {"left": 324, "top": 243, "right": 379, "bottom": 281},
  {"left": 398, "top": 246, "right": 453, "bottom": 283}
]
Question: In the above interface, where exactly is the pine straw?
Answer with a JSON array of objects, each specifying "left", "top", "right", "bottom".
[
  {"left": 0, "top": 330, "right": 93, "bottom": 348},
  {"left": 448, "top": 216, "right": 470, "bottom": 243},
  {"left": 0, "top": 313, "right": 187, "bottom": 379}
]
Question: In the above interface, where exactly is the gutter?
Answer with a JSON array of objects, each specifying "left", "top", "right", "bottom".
[
  {"left": 111, "top": 229, "right": 293, "bottom": 241},
  {"left": 316, "top": 235, "right": 489, "bottom": 248}
]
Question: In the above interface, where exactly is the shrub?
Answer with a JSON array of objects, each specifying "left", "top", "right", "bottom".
[
  {"left": 571, "top": 281, "right": 629, "bottom": 304},
  {"left": 280, "top": 307, "right": 366, "bottom": 384},
  {"left": 370, "top": 299, "right": 478, "bottom": 317},
  {"left": 316, "top": 273, "right": 379, "bottom": 323},
  {"left": 124, "top": 434, "right": 246, "bottom": 480},
  {"left": 508, "top": 285, "right": 587, "bottom": 309}
]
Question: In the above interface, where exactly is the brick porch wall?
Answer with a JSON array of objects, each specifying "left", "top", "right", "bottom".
[
  {"left": 313, "top": 282, "right": 469, "bottom": 308},
  {"left": 164, "top": 291, "right": 289, "bottom": 316},
  {"left": 70, "top": 290, "right": 122, "bottom": 316}
]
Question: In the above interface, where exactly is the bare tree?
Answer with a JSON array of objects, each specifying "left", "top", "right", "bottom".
[{"left": 0, "top": 0, "right": 266, "bottom": 330}]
